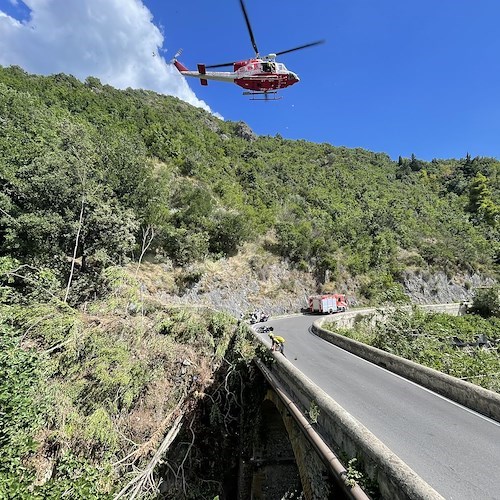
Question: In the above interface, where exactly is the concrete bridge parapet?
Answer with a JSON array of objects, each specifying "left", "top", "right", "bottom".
[
  {"left": 313, "top": 303, "right": 500, "bottom": 422},
  {"left": 260, "top": 350, "right": 444, "bottom": 500}
]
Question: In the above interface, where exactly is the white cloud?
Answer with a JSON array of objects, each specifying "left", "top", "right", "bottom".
[{"left": 0, "top": 0, "right": 213, "bottom": 113}]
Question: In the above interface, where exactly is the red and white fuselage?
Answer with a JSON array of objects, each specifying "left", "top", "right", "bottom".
[{"left": 174, "top": 55, "right": 299, "bottom": 93}]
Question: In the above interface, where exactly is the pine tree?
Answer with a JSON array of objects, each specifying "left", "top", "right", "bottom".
[{"left": 468, "top": 173, "right": 499, "bottom": 226}]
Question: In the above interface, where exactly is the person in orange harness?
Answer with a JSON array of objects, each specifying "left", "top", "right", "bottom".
[{"left": 268, "top": 333, "right": 285, "bottom": 356}]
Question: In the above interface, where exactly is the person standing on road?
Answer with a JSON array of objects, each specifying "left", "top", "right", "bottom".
[{"left": 268, "top": 333, "right": 285, "bottom": 356}]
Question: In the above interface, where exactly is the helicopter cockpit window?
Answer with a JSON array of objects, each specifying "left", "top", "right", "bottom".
[{"left": 262, "top": 62, "right": 277, "bottom": 72}]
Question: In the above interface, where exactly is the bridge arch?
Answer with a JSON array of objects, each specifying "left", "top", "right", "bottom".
[{"left": 246, "top": 388, "right": 342, "bottom": 499}]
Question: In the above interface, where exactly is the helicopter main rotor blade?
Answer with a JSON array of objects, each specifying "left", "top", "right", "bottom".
[
  {"left": 205, "top": 0, "right": 259, "bottom": 69},
  {"left": 274, "top": 40, "right": 325, "bottom": 57},
  {"left": 205, "top": 62, "right": 235, "bottom": 69},
  {"left": 205, "top": 39, "right": 326, "bottom": 68},
  {"left": 239, "top": 0, "right": 259, "bottom": 57}
]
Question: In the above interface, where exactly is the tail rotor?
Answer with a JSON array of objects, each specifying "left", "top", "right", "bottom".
[{"left": 169, "top": 48, "right": 183, "bottom": 64}]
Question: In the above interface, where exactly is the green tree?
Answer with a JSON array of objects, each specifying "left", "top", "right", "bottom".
[
  {"left": 471, "top": 286, "right": 500, "bottom": 317},
  {"left": 468, "top": 173, "right": 499, "bottom": 226}
]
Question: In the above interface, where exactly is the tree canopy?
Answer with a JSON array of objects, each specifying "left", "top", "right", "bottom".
[{"left": 1, "top": 64, "right": 499, "bottom": 303}]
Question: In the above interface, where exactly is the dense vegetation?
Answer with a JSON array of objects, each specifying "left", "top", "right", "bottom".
[
  {"left": 0, "top": 265, "right": 257, "bottom": 498},
  {"left": 1, "top": 64, "right": 499, "bottom": 497},
  {"left": 324, "top": 299, "right": 500, "bottom": 393},
  {"left": 1, "top": 65, "right": 499, "bottom": 303}
]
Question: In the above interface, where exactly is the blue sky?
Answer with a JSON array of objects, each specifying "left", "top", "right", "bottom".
[{"left": 1, "top": 0, "right": 500, "bottom": 161}]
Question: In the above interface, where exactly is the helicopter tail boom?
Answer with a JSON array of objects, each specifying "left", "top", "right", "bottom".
[
  {"left": 173, "top": 58, "right": 238, "bottom": 85},
  {"left": 174, "top": 60, "right": 208, "bottom": 85}
]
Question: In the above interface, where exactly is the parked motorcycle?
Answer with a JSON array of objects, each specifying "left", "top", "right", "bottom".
[
  {"left": 256, "top": 326, "right": 274, "bottom": 334},
  {"left": 250, "top": 311, "right": 270, "bottom": 324}
]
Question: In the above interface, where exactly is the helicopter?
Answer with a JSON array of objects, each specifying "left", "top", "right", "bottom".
[{"left": 172, "top": 0, "right": 324, "bottom": 100}]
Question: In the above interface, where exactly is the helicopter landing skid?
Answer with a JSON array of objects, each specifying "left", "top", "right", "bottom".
[{"left": 243, "top": 91, "right": 282, "bottom": 101}]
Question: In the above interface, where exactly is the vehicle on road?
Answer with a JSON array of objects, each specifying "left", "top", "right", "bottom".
[
  {"left": 256, "top": 325, "right": 274, "bottom": 334},
  {"left": 308, "top": 293, "right": 347, "bottom": 314},
  {"left": 249, "top": 311, "right": 270, "bottom": 324}
]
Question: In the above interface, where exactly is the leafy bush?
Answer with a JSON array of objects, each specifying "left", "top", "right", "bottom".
[
  {"left": 471, "top": 286, "right": 500, "bottom": 317},
  {"left": 359, "top": 273, "right": 410, "bottom": 305},
  {"left": 0, "top": 325, "right": 49, "bottom": 493},
  {"left": 326, "top": 308, "right": 500, "bottom": 393}
]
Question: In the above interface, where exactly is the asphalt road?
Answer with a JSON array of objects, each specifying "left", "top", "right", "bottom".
[{"left": 255, "top": 314, "right": 500, "bottom": 500}]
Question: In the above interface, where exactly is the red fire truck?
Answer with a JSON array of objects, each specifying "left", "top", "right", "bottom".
[{"left": 308, "top": 293, "right": 348, "bottom": 314}]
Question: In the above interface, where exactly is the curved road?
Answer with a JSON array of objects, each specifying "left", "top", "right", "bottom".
[{"left": 256, "top": 314, "right": 500, "bottom": 500}]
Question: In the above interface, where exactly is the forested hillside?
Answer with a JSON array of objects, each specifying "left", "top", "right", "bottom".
[
  {"left": 1, "top": 65, "right": 499, "bottom": 498},
  {"left": 1, "top": 64, "right": 499, "bottom": 304}
]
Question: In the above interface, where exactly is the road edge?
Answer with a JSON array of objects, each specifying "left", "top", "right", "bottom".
[{"left": 312, "top": 303, "right": 500, "bottom": 422}]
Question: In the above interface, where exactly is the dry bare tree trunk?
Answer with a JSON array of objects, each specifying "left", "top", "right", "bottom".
[
  {"left": 63, "top": 132, "right": 88, "bottom": 304},
  {"left": 64, "top": 194, "right": 85, "bottom": 303},
  {"left": 113, "top": 412, "right": 184, "bottom": 500},
  {"left": 135, "top": 225, "right": 155, "bottom": 276}
]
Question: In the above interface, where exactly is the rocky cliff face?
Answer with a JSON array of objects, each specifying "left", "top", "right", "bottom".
[
  {"left": 150, "top": 245, "right": 497, "bottom": 316},
  {"left": 156, "top": 254, "right": 317, "bottom": 317},
  {"left": 401, "top": 270, "right": 496, "bottom": 305}
]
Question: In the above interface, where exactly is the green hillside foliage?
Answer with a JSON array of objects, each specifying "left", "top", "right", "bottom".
[
  {"left": 1, "top": 65, "right": 500, "bottom": 496},
  {"left": 1, "top": 65, "right": 499, "bottom": 306}
]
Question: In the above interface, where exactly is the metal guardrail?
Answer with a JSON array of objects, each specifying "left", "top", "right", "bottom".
[{"left": 255, "top": 358, "right": 370, "bottom": 500}]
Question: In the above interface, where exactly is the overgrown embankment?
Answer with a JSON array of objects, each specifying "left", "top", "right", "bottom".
[
  {"left": 0, "top": 265, "right": 260, "bottom": 499},
  {"left": 323, "top": 305, "right": 500, "bottom": 393}
]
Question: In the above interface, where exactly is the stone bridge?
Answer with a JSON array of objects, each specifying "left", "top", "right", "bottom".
[
  {"left": 239, "top": 303, "right": 500, "bottom": 500},
  {"left": 238, "top": 358, "right": 365, "bottom": 500}
]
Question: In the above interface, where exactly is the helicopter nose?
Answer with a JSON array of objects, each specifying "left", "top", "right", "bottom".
[{"left": 289, "top": 72, "right": 300, "bottom": 82}]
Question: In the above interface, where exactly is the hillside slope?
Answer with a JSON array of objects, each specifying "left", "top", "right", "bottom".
[
  {"left": 1, "top": 64, "right": 499, "bottom": 307},
  {"left": 0, "top": 65, "right": 499, "bottom": 498}
]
